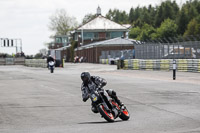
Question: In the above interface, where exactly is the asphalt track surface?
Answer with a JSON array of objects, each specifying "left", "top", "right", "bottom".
[{"left": 0, "top": 63, "right": 200, "bottom": 133}]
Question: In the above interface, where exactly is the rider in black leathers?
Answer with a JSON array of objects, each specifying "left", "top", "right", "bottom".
[
  {"left": 47, "top": 55, "right": 55, "bottom": 68},
  {"left": 81, "top": 72, "right": 124, "bottom": 113}
]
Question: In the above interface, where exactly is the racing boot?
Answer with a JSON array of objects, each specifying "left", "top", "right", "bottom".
[{"left": 107, "top": 89, "right": 125, "bottom": 109}]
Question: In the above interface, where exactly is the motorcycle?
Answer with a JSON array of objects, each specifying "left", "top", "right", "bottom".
[
  {"left": 89, "top": 88, "right": 130, "bottom": 122},
  {"left": 48, "top": 61, "right": 55, "bottom": 73}
]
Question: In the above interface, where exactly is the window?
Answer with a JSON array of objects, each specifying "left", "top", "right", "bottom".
[
  {"left": 106, "top": 32, "right": 111, "bottom": 39},
  {"left": 55, "top": 37, "right": 62, "bottom": 43},
  {"left": 110, "top": 32, "right": 123, "bottom": 38},
  {"left": 62, "top": 38, "right": 68, "bottom": 43},
  {"left": 83, "top": 32, "right": 94, "bottom": 40},
  {"left": 94, "top": 33, "right": 99, "bottom": 39}
]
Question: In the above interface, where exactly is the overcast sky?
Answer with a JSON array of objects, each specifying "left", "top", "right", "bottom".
[{"left": 0, "top": 0, "right": 187, "bottom": 55}]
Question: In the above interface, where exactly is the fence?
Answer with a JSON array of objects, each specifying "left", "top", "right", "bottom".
[
  {"left": 135, "top": 36, "right": 200, "bottom": 59},
  {"left": 100, "top": 49, "right": 134, "bottom": 60},
  {"left": 117, "top": 59, "right": 200, "bottom": 73}
]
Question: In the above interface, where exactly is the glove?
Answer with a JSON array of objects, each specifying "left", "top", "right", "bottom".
[
  {"left": 97, "top": 83, "right": 102, "bottom": 90},
  {"left": 83, "top": 98, "right": 87, "bottom": 102}
]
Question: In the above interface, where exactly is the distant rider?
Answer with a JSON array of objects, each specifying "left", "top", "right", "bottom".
[
  {"left": 80, "top": 72, "right": 124, "bottom": 113},
  {"left": 47, "top": 55, "right": 55, "bottom": 68}
]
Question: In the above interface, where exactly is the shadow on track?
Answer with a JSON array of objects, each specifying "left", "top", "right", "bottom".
[{"left": 78, "top": 120, "right": 123, "bottom": 124}]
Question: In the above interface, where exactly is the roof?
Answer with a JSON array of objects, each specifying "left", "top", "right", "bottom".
[
  {"left": 52, "top": 45, "right": 71, "bottom": 51},
  {"left": 53, "top": 35, "right": 69, "bottom": 38},
  {"left": 77, "top": 15, "right": 128, "bottom": 31},
  {"left": 75, "top": 37, "right": 135, "bottom": 51},
  {"left": 122, "top": 24, "right": 132, "bottom": 29}
]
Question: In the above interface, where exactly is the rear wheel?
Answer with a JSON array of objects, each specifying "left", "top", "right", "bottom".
[
  {"left": 111, "top": 101, "right": 130, "bottom": 121},
  {"left": 97, "top": 104, "right": 114, "bottom": 122}
]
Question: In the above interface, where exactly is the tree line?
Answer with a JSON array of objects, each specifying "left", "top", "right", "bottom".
[{"left": 105, "top": 0, "right": 200, "bottom": 41}]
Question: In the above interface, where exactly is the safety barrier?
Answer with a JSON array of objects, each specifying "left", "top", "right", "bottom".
[
  {"left": 25, "top": 59, "right": 47, "bottom": 68},
  {"left": 0, "top": 58, "right": 6, "bottom": 65},
  {"left": 14, "top": 58, "right": 25, "bottom": 65},
  {"left": 160, "top": 60, "right": 169, "bottom": 70},
  {"left": 99, "top": 59, "right": 117, "bottom": 65},
  {"left": 100, "top": 59, "right": 109, "bottom": 64},
  {"left": 0, "top": 57, "right": 25, "bottom": 65},
  {"left": 100, "top": 59, "right": 200, "bottom": 73}
]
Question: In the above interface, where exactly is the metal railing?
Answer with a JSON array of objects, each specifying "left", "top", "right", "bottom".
[
  {"left": 135, "top": 35, "right": 200, "bottom": 59},
  {"left": 100, "top": 49, "right": 134, "bottom": 60}
]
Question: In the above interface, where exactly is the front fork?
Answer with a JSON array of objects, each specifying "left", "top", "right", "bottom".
[
  {"left": 100, "top": 94, "right": 119, "bottom": 118},
  {"left": 99, "top": 95, "right": 111, "bottom": 112}
]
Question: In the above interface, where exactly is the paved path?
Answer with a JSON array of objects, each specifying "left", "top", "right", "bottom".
[{"left": 0, "top": 63, "right": 200, "bottom": 133}]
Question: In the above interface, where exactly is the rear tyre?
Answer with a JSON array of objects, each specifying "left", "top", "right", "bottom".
[{"left": 97, "top": 104, "right": 114, "bottom": 122}]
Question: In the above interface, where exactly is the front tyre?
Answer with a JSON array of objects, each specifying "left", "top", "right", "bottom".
[
  {"left": 50, "top": 68, "right": 54, "bottom": 73},
  {"left": 97, "top": 104, "right": 114, "bottom": 122},
  {"left": 119, "top": 108, "right": 130, "bottom": 121}
]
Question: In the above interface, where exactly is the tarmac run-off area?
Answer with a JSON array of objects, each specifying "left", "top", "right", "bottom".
[{"left": 0, "top": 63, "right": 200, "bottom": 133}]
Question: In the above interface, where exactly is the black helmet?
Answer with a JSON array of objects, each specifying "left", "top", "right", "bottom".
[{"left": 81, "top": 72, "right": 90, "bottom": 84}]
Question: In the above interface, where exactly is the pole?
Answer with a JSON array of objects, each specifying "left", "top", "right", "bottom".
[
  {"left": 173, "top": 59, "right": 176, "bottom": 80},
  {"left": 62, "top": 58, "right": 65, "bottom": 68},
  {"left": 19, "top": 38, "right": 22, "bottom": 53},
  {"left": 81, "top": 28, "right": 84, "bottom": 45},
  {"left": 15, "top": 39, "right": 17, "bottom": 54}
]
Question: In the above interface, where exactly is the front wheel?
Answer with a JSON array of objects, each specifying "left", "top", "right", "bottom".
[
  {"left": 119, "top": 108, "right": 130, "bottom": 121},
  {"left": 50, "top": 68, "right": 54, "bottom": 73},
  {"left": 97, "top": 104, "right": 114, "bottom": 122}
]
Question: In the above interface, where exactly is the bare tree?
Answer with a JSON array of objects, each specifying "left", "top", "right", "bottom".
[
  {"left": 39, "top": 48, "right": 48, "bottom": 56},
  {"left": 48, "top": 9, "right": 78, "bottom": 35}
]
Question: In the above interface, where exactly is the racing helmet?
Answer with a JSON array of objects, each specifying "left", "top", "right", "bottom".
[{"left": 81, "top": 72, "right": 90, "bottom": 84}]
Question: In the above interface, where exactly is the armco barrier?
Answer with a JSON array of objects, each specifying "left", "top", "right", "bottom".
[
  {"left": 100, "top": 59, "right": 108, "bottom": 64},
  {"left": 106, "top": 59, "right": 200, "bottom": 73},
  {"left": 0, "top": 58, "right": 6, "bottom": 65},
  {"left": 0, "top": 57, "right": 25, "bottom": 65},
  {"left": 198, "top": 60, "right": 200, "bottom": 72},
  {"left": 133, "top": 59, "right": 139, "bottom": 70},
  {"left": 153, "top": 60, "right": 161, "bottom": 70},
  {"left": 187, "top": 59, "right": 193, "bottom": 72},
  {"left": 177, "top": 59, "right": 187, "bottom": 72},
  {"left": 15, "top": 57, "right": 25, "bottom": 65},
  {"left": 145, "top": 60, "right": 153, "bottom": 70},
  {"left": 25, "top": 59, "right": 47, "bottom": 68},
  {"left": 100, "top": 59, "right": 118, "bottom": 65},
  {"left": 124, "top": 60, "right": 128, "bottom": 69},
  {"left": 160, "top": 59, "right": 170, "bottom": 70}
]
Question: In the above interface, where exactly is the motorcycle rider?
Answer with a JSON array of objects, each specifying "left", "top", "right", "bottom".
[
  {"left": 47, "top": 55, "right": 55, "bottom": 68},
  {"left": 80, "top": 72, "right": 124, "bottom": 113}
]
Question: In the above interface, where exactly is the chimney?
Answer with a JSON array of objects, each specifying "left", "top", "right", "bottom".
[{"left": 97, "top": 6, "right": 101, "bottom": 16}]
